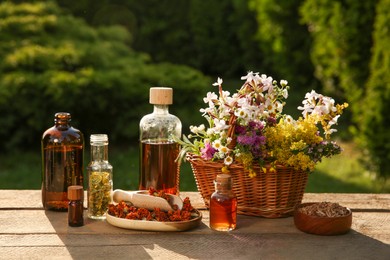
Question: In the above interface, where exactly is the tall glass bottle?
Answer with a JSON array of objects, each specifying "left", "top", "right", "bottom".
[
  {"left": 139, "top": 87, "right": 182, "bottom": 195},
  {"left": 41, "top": 112, "right": 84, "bottom": 211},
  {"left": 210, "top": 174, "right": 237, "bottom": 231},
  {"left": 87, "top": 134, "right": 113, "bottom": 219}
]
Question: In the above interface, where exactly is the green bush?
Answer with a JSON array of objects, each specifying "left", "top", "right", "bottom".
[
  {"left": 359, "top": 0, "right": 390, "bottom": 179},
  {"left": 0, "top": 1, "right": 211, "bottom": 152},
  {"left": 300, "top": 0, "right": 390, "bottom": 179},
  {"left": 248, "top": 0, "right": 319, "bottom": 91},
  {"left": 57, "top": 0, "right": 264, "bottom": 78}
]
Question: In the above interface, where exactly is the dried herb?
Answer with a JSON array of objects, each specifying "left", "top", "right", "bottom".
[
  {"left": 108, "top": 197, "right": 197, "bottom": 222},
  {"left": 88, "top": 171, "right": 112, "bottom": 217},
  {"left": 299, "top": 202, "right": 350, "bottom": 217}
]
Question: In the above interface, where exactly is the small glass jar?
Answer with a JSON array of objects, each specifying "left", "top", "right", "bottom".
[
  {"left": 68, "top": 185, "right": 84, "bottom": 227},
  {"left": 87, "top": 134, "right": 113, "bottom": 219},
  {"left": 210, "top": 174, "right": 237, "bottom": 231}
]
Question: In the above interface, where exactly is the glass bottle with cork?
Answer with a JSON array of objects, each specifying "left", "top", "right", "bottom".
[
  {"left": 87, "top": 134, "right": 113, "bottom": 219},
  {"left": 139, "top": 87, "right": 182, "bottom": 195},
  {"left": 68, "top": 185, "right": 84, "bottom": 227},
  {"left": 210, "top": 174, "right": 237, "bottom": 231},
  {"left": 41, "top": 112, "right": 84, "bottom": 211}
]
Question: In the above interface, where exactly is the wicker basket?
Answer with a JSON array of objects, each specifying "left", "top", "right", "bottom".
[{"left": 187, "top": 153, "right": 309, "bottom": 218}]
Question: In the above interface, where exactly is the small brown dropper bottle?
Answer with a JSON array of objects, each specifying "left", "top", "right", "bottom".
[{"left": 68, "top": 185, "right": 84, "bottom": 227}]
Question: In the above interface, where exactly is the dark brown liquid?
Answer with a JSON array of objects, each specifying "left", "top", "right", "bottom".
[
  {"left": 42, "top": 145, "right": 83, "bottom": 211},
  {"left": 139, "top": 140, "right": 180, "bottom": 195},
  {"left": 210, "top": 194, "right": 237, "bottom": 231}
]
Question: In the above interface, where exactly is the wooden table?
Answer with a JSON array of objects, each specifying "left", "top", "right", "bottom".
[{"left": 1, "top": 190, "right": 389, "bottom": 259}]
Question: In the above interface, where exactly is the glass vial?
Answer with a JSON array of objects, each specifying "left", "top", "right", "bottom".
[
  {"left": 68, "top": 185, "right": 84, "bottom": 227},
  {"left": 210, "top": 174, "right": 237, "bottom": 231},
  {"left": 41, "top": 112, "right": 84, "bottom": 211},
  {"left": 139, "top": 87, "right": 182, "bottom": 195},
  {"left": 87, "top": 134, "right": 113, "bottom": 219}
]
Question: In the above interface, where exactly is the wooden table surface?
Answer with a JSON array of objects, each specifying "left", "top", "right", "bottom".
[{"left": 0, "top": 190, "right": 389, "bottom": 259}]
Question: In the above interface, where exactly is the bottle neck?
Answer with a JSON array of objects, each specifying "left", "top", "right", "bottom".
[
  {"left": 153, "top": 104, "right": 169, "bottom": 114},
  {"left": 55, "top": 119, "right": 71, "bottom": 129},
  {"left": 90, "top": 144, "right": 108, "bottom": 162},
  {"left": 214, "top": 183, "right": 232, "bottom": 194}
]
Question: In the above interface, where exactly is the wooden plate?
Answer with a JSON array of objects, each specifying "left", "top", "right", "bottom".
[{"left": 106, "top": 209, "right": 202, "bottom": 232}]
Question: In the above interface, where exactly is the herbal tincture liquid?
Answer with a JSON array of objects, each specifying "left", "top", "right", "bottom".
[{"left": 210, "top": 174, "right": 237, "bottom": 231}]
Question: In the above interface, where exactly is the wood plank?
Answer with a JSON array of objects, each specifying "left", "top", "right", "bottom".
[
  {"left": 0, "top": 190, "right": 206, "bottom": 209},
  {"left": 1, "top": 190, "right": 390, "bottom": 211},
  {"left": 303, "top": 193, "right": 390, "bottom": 211},
  {"left": 1, "top": 209, "right": 389, "bottom": 243},
  {"left": 1, "top": 232, "right": 389, "bottom": 259}
]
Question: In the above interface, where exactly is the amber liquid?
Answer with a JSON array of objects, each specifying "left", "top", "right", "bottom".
[
  {"left": 210, "top": 194, "right": 237, "bottom": 231},
  {"left": 42, "top": 145, "right": 83, "bottom": 211},
  {"left": 139, "top": 140, "right": 180, "bottom": 195}
]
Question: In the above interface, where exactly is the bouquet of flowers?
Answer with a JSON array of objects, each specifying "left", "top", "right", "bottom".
[{"left": 177, "top": 71, "right": 348, "bottom": 177}]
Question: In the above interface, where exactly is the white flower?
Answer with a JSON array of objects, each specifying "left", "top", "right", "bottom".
[
  {"left": 219, "top": 146, "right": 229, "bottom": 154},
  {"left": 282, "top": 88, "right": 289, "bottom": 99},
  {"left": 224, "top": 156, "right": 233, "bottom": 165},
  {"left": 280, "top": 79, "right": 288, "bottom": 87},
  {"left": 235, "top": 108, "right": 248, "bottom": 119},
  {"left": 203, "top": 92, "right": 218, "bottom": 107},
  {"left": 212, "top": 77, "right": 223, "bottom": 86},
  {"left": 260, "top": 74, "right": 273, "bottom": 92},
  {"left": 213, "top": 118, "right": 229, "bottom": 132},
  {"left": 190, "top": 124, "right": 206, "bottom": 134},
  {"left": 212, "top": 139, "right": 222, "bottom": 149},
  {"left": 241, "top": 71, "right": 259, "bottom": 83}
]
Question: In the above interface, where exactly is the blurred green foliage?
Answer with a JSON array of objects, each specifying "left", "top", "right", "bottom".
[
  {"left": 300, "top": 0, "right": 390, "bottom": 179},
  {"left": 57, "top": 0, "right": 264, "bottom": 78},
  {"left": 0, "top": 1, "right": 211, "bottom": 152},
  {"left": 0, "top": 0, "right": 389, "bottom": 181},
  {"left": 359, "top": 0, "right": 390, "bottom": 179}
]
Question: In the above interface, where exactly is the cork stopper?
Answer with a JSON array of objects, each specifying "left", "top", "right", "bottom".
[
  {"left": 68, "top": 185, "right": 84, "bottom": 200},
  {"left": 149, "top": 87, "right": 173, "bottom": 105},
  {"left": 215, "top": 174, "right": 232, "bottom": 189}
]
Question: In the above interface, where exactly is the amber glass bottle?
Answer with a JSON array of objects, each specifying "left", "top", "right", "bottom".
[
  {"left": 139, "top": 87, "right": 182, "bottom": 195},
  {"left": 210, "top": 174, "right": 237, "bottom": 231},
  {"left": 68, "top": 185, "right": 84, "bottom": 227},
  {"left": 41, "top": 112, "right": 84, "bottom": 211}
]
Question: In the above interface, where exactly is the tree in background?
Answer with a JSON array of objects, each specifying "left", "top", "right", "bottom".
[
  {"left": 57, "top": 0, "right": 264, "bottom": 78},
  {"left": 248, "top": 0, "right": 319, "bottom": 91},
  {"left": 359, "top": 0, "right": 390, "bottom": 179},
  {"left": 0, "top": 1, "right": 211, "bottom": 152},
  {"left": 300, "top": 0, "right": 390, "bottom": 180}
]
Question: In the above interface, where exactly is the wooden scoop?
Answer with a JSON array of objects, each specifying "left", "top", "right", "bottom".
[{"left": 112, "top": 189, "right": 183, "bottom": 212}]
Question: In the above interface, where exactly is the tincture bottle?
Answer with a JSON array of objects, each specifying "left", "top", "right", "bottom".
[
  {"left": 68, "top": 185, "right": 84, "bottom": 227},
  {"left": 210, "top": 174, "right": 237, "bottom": 231},
  {"left": 87, "top": 134, "right": 113, "bottom": 219},
  {"left": 139, "top": 87, "right": 182, "bottom": 195},
  {"left": 42, "top": 112, "right": 84, "bottom": 211}
]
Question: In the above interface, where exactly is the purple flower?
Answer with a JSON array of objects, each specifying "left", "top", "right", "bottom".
[
  {"left": 200, "top": 142, "right": 217, "bottom": 160},
  {"left": 235, "top": 125, "right": 247, "bottom": 135},
  {"left": 248, "top": 121, "right": 264, "bottom": 131}
]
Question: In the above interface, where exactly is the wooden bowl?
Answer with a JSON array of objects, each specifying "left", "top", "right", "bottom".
[{"left": 294, "top": 202, "right": 352, "bottom": 236}]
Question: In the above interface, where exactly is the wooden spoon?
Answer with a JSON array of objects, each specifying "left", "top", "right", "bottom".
[{"left": 112, "top": 189, "right": 183, "bottom": 212}]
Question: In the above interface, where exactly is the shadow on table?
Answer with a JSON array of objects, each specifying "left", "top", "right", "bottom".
[{"left": 44, "top": 210, "right": 390, "bottom": 259}]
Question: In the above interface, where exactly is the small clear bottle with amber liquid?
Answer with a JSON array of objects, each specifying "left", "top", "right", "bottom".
[
  {"left": 139, "top": 87, "right": 182, "bottom": 195},
  {"left": 210, "top": 174, "right": 237, "bottom": 231},
  {"left": 41, "top": 112, "right": 84, "bottom": 211}
]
